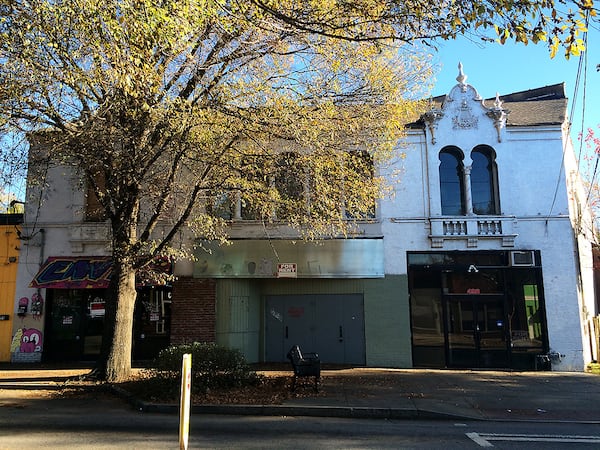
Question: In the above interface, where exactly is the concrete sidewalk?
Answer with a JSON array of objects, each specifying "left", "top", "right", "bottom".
[
  {"left": 1, "top": 365, "right": 599, "bottom": 423},
  {"left": 273, "top": 368, "right": 600, "bottom": 422}
]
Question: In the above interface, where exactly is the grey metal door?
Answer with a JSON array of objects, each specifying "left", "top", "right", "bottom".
[
  {"left": 314, "top": 294, "right": 365, "bottom": 364},
  {"left": 265, "top": 295, "right": 315, "bottom": 362},
  {"left": 265, "top": 294, "right": 365, "bottom": 364}
]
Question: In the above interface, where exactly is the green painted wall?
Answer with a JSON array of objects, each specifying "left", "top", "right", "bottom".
[
  {"left": 364, "top": 275, "right": 412, "bottom": 367},
  {"left": 215, "top": 276, "right": 412, "bottom": 367},
  {"left": 260, "top": 278, "right": 363, "bottom": 295},
  {"left": 215, "top": 279, "right": 261, "bottom": 362}
]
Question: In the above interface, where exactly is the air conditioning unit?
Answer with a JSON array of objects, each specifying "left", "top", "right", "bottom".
[{"left": 509, "top": 250, "right": 535, "bottom": 267}]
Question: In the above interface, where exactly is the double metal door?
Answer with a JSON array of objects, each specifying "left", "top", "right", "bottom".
[{"left": 265, "top": 294, "right": 365, "bottom": 364}]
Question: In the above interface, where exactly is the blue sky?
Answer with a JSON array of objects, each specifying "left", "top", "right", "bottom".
[
  {"left": 3, "top": 24, "right": 599, "bottom": 208},
  {"left": 429, "top": 26, "right": 599, "bottom": 148}
]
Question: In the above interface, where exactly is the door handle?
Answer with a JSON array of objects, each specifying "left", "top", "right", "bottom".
[
  {"left": 473, "top": 324, "right": 481, "bottom": 341},
  {"left": 285, "top": 326, "right": 288, "bottom": 339},
  {"left": 339, "top": 326, "right": 343, "bottom": 342}
]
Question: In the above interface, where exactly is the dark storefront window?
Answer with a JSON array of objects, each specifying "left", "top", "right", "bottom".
[
  {"left": 506, "top": 270, "right": 546, "bottom": 368},
  {"left": 133, "top": 287, "right": 172, "bottom": 360},
  {"left": 408, "top": 252, "right": 506, "bottom": 267},
  {"left": 44, "top": 289, "right": 106, "bottom": 361},
  {"left": 44, "top": 287, "right": 171, "bottom": 362},
  {"left": 408, "top": 251, "right": 548, "bottom": 370},
  {"left": 443, "top": 270, "right": 503, "bottom": 294},
  {"left": 409, "top": 268, "right": 445, "bottom": 367}
]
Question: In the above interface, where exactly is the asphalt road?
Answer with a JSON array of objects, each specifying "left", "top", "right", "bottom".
[{"left": 2, "top": 388, "right": 600, "bottom": 449}]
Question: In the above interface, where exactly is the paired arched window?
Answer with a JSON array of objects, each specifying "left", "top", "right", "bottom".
[
  {"left": 439, "top": 145, "right": 500, "bottom": 215},
  {"left": 439, "top": 147, "right": 466, "bottom": 216},
  {"left": 470, "top": 146, "right": 499, "bottom": 215}
]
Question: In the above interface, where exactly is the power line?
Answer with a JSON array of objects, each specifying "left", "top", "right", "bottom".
[{"left": 547, "top": 12, "right": 589, "bottom": 218}]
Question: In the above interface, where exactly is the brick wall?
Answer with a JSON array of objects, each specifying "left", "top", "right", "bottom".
[{"left": 170, "top": 277, "right": 216, "bottom": 344}]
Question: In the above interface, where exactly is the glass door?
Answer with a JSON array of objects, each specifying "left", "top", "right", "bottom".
[{"left": 445, "top": 295, "right": 509, "bottom": 368}]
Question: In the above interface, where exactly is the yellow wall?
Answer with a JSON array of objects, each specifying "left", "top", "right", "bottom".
[{"left": 0, "top": 224, "right": 20, "bottom": 362}]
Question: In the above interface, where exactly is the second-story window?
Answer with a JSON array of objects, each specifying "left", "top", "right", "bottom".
[
  {"left": 205, "top": 149, "right": 377, "bottom": 222},
  {"left": 343, "top": 150, "right": 376, "bottom": 219},
  {"left": 239, "top": 155, "right": 271, "bottom": 221},
  {"left": 471, "top": 145, "right": 500, "bottom": 215},
  {"left": 85, "top": 172, "right": 107, "bottom": 222},
  {"left": 439, "top": 145, "right": 500, "bottom": 216},
  {"left": 274, "top": 152, "right": 306, "bottom": 220},
  {"left": 439, "top": 147, "right": 466, "bottom": 216}
]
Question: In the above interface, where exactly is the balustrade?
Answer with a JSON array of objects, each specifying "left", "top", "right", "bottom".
[{"left": 429, "top": 216, "right": 516, "bottom": 248}]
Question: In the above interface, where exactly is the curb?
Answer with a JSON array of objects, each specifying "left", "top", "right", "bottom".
[
  {"left": 0, "top": 382, "right": 103, "bottom": 391},
  {"left": 106, "top": 384, "right": 472, "bottom": 420},
  {"left": 4, "top": 382, "right": 599, "bottom": 424},
  {"left": 136, "top": 401, "right": 473, "bottom": 421},
  {"left": 108, "top": 386, "right": 600, "bottom": 424}
]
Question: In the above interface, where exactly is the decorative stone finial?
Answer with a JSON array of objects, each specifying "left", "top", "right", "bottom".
[
  {"left": 422, "top": 108, "right": 444, "bottom": 144},
  {"left": 456, "top": 62, "right": 467, "bottom": 85},
  {"left": 494, "top": 92, "right": 502, "bottom": 109},
  {"left": 486, "top": 92, "right": 509, "bottom": 143}
]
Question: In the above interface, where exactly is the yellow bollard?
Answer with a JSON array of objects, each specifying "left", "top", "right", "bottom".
[{"left": 179, "top": 353, "right": 192, "bottom": 450}]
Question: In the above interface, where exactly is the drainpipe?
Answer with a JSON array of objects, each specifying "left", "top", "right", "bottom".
[{"left": 37, "top": 228, "right": 45, "bottom": 299}]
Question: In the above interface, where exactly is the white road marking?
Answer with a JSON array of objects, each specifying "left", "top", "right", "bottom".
[
  {"left": 467, "top": 432, "right": 600, "bottom": 447},
  {"left": 466, "top": 433, "right": 493, "bottom": 447}
]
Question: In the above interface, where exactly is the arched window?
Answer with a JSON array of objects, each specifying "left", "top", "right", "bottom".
[
  {"left": 471, "top": 146, "right": 500, "bottom": 215},
  {"left": 343, "top": 150, "right": 376, "bottom": 219},
  {"left": 439, "top": 147, "right": 465, "bottom": 215},
  {"left": 274, "top": 152, "right": 306, "bottom": 220}
]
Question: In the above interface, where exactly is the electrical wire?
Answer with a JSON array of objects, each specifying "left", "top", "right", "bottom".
[{"left": 547, "top": 11, "right": 589, "bottom": 218}]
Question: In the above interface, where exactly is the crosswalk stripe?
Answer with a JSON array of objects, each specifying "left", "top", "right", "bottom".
[
  {"left": 467, "top": 432, "right": 600, "bottom": 447},
  {"left": 466, "top": 433, "right": 493, "bottom": 447}
]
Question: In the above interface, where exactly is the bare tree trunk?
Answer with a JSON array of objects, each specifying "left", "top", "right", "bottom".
[
  {"left": 96, "top": 255, "right": 137, "bottom": 382},
  {"left": 104, "top": 258, "right": 137, "bottom": 382},
  {"left": 96, "top": 208, "right": 139, "bottom": 382}
]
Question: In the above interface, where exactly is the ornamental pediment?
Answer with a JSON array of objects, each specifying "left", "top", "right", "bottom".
[{"left": 421, "top": 63, "right": 508, "bottom": 144}]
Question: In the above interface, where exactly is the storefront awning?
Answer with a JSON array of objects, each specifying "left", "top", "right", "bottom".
[
  {"left": 30, "top": 256, "right": 173, "bottom": 289},
  {"left": 30, "top": 256, "right": 112, "bottom": 289}
]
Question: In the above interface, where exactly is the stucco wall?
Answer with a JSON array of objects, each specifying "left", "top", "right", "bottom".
[
  {"left": 364, "top": 275, "right": 412, "bottom": 367},
  {"left": 0, "top": 224, "right": 22, "bottom": 362}
]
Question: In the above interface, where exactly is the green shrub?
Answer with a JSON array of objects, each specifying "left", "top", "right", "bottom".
[{"left": 152, "top": 342, "right": 261, "bottom": 392}]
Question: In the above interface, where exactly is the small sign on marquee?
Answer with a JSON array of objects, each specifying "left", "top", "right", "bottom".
[{"left": 277, "top": 263, "right": 297, "bottom": 278}]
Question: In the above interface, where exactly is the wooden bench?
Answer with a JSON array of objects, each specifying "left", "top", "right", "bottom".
[{"left": 286, "top": 345, "right": 321, "bottom": 392}]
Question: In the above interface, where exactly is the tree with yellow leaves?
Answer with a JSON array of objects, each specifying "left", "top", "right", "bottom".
[{"left": 0, "top": 0, "right": 595, "bottom": 382}]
